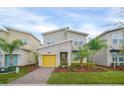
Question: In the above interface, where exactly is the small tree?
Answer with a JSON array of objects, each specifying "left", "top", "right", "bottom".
[
  {"left": 33, "top": 51, "right": 39, "bottom": 67},
  {"left": 0, "top": 38, "right": 25, "bottom": 65},
  {"left": 76, "top": 46, "right": 90, "bottom": 65},
  {"left": 87, "top": 37, "right": 107, "bottom": 63}
]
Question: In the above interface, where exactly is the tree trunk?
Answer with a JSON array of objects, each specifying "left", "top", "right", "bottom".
[
  {"left": 114, "top": 63, "right": 116, "bottom": 69},
  {"left": 10, "top": 54, "right": 13, "bottom": 65},
  {"left": 91, "top": 54, "right": 95, "bottom": 64},
  {"left": 80, "top": 58, "right": 83, "bottom": 65}
]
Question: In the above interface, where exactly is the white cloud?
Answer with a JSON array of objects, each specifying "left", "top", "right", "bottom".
[
  {"left": 78, "top": 24, "right": 104, "bottom": 38},
  {"left": 65, "top": 12, "right": 91, "bottom": 21},
  {"left": 66, "top": 13, "right": 82, "bottom": 18},
  {"left": 0, "top": 8, "right": 59, "bottom": 41},
  {"left": 35, "top": 24, "right": 58, "bottom": 33}
]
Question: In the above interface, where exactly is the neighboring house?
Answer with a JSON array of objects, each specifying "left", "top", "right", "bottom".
[
  {"left": 0, "top": 27, "right": 42, "bottom": 67},
  {"left": 38, "top": 27, "right": 88, "bottom": 67},
  {"left": 93, "top": 27, "right": 124, "bottom": 66}
]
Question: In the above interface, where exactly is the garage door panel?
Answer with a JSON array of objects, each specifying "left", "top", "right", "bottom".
[{"left": 42, "top": 55, "right": 56, "bottom": 67}]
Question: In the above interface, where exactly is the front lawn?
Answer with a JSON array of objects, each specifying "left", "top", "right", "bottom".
[
  {"left": 48, "top": 71, "right": 124, "bottom": 84},
  {"left": 0, "top": 65, "right": 37, "bottom": 84}
]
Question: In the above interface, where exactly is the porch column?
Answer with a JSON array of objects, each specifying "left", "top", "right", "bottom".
[{"left": 68, "top": 51, "right": 72, "bottom": 66}]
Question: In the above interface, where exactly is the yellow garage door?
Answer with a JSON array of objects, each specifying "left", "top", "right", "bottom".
[{"left": 42, "top": 55, "right": 56, "bottom": 67}]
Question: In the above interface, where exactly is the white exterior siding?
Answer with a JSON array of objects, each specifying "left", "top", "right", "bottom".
[
  {"left": 94, "top": 28, "right": 124, "bottom": 66},
  {"left": 43, "top": 30, "right": 66, "bottom": 45},
  {"left": 94, "top": 48, "right": 107, "bottom": 66},
  {"left": 67, "top": 31, "right": 87, "bottom": 50}
]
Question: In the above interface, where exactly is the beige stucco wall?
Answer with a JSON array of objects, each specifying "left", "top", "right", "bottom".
[
  {"left": 0, "top": 31, "right": 9, "bottom": 39},
  {"left": 38, "top": 40, "right": 72, "bottom": 67},
  {"left": 0, "top": 30, "right": 41, "bottom": 66},
  {"left": 0, "top": 49, "right": 35, "bottom": 67},
  {"left": 6, "top": 30, "right": 41, "bottom": 50}
]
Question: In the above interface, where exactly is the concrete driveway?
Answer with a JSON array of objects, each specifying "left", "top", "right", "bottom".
[{"left": 9, "top": 67, "right": 54, "bottom": 85}]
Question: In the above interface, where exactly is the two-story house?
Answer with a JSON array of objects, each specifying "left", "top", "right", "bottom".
[
  {"left": 38, "top": 27, "right": 88, "bottom": 67},
  {"left": 0, "top": 26, "right": 42, "bottom": 67},
  {"left": 93, "top": 27, "right": 124, "bottom": 66}
]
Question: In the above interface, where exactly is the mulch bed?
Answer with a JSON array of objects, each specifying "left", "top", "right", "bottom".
[
  {"left": 28, "top": 66, "right": 38, "bottom": 72},
  {"left": 20, "top": 64, "right": 38, "bottom": 72},
  {"left": 54, "top": 68, "right": 67, "bottom": 72},
  {"left": 54, "top": 66, "right": 108, "bottom": 72},
  {"left": 113, "top": 66, "right": 124, "bottom": 71}
]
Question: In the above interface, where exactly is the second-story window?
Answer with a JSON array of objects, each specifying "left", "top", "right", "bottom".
[
  {"left": 74, "top": 41, "right": 78, "bottom": 46},
  {"left": 47, "top": 40, "right": 54, "bottom": 45},
  {"left": 112, "top": 34, "right": 123, "bottom": 44},
  {"left": 119, "top": 39, "right": 124, "bottom": 44},
  {"left": 73, "top": 39, "right": 83, "bottom": 46},
  {"left": 79, "top": 41, "right": 83, "bottom": 46},
  {"left": 22, "top": 39, "right": 28, "bottom": 45},
  {"left": 112, "top": 39, "right": 118, "bottom": 44}
]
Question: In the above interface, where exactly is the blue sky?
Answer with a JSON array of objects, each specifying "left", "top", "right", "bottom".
[{"left": 0, "top": 7, "right": 123, "bottom": 42}]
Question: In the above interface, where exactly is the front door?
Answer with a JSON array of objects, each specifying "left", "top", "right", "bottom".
[
  {"left": 60, "top": 52, "right": 68, "bottom": 65},
  {"left": 5, "top": 54, "right": 18, "bottom": 66}
]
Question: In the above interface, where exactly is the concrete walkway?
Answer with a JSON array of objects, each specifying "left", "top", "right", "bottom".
[{"left": 9, "top": 67, "right": 54, "bottom": 85}]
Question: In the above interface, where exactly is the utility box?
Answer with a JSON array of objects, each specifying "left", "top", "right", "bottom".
[{"left": 16, "top": 67, "right": 19, "bottom": 73}]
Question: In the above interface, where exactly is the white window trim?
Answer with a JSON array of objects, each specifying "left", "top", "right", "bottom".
[{"left": 73, "top": 39, "right": 84, "bottom": 46}]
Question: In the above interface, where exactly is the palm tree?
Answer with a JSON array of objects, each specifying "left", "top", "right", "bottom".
[
  {"left": 0, "top": 38, "right": 25, "bottom": 65},
  {"left": 33, "top": 51, "right": 39, "bottom": 67},
  {"left": 0, "top": 38, "right": 8, "bottom": 52},
  {"left": 87, "top": 37, "right": 107, "bottom": 63},
  {"left": 76, "top": 46, "right": 90, "bottom": 65}
]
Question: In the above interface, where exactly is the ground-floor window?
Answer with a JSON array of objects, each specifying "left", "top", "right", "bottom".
[
  {"left": 5, "top": 54, "right": 18, "bottom": 66},
  {"left": 112, "top": 52, "right": 124, "bottom": 63},
  {"left": 72, "top": 52, "right": 80, "bottom": 62}
]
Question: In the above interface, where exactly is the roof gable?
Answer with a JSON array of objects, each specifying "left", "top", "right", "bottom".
[
  {"left": 42, "top": 27, "right": 88, "bottom": 36},
  {"left": 2, "top": 26, "right": 42, "bottom": 44},
  {"left": 98, "top": 27, "right": 124, "bottom": 38}
]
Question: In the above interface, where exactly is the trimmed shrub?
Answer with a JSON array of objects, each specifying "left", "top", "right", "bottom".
[
  {"left": 71, "top": 62, "right": 80, "bottom": 68},
  {"left": 59, "top": 61, "right": 68, "bottom": 68},
  {"left": 83, "top": 62, "right": 95, "bottom": 68},
  {"left": 120, "top": 63, "right": 124, "bottom": 66},
  {"left": 6, "top": 66, "right": 16, "bottom": 72}
]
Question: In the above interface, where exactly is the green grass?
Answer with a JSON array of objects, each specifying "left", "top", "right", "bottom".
[
  {"left": 48, "top": 71, "right": 124, "bottom": 84},
  {"left": 0, "top": 65, "right": 36, "bottom": 84}
]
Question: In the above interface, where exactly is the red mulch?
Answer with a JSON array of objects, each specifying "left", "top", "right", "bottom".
[
  {"left": 28, "top": 66, "right": 38, "bottom": 72},
  {"left": 54, "top": 66, "right": 108, "bottom": 72},
  {"left": 54, "top": 68, "right": 67, "bottom": 72},
  {"left": 113, "top": 66, "right": 124, "bottom": 71}
]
